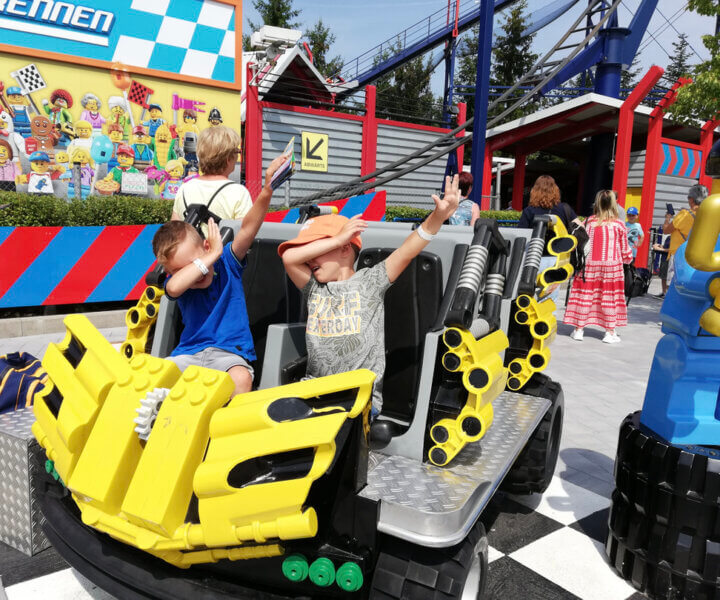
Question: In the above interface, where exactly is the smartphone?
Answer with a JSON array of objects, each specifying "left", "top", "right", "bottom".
[{"left": 666, "top": 203, "right": 675, "bottom": 216}]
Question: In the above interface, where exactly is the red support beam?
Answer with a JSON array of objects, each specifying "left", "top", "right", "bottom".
[
  {"left": 481, "top": 145, "right": 493, "bottom": 210},
  {"left": 699, "top": 118, "right": 719, "bottom": 190},
  {"left": 361, "top": 85, "right": 378, "bottom": 189},
  {"left": 456, "top": 102, "right": 467, "bottom": 168},
  {"left": 635, "top": 76, "right": 692, "bottom": 269},
  {"left": 512, "top": 152, "right": 526, "bottom": 210},
  {"left": 244, "top": 63, "right": 263, "bottom": 200},
  {"left": 612, "top": 66, "right": 665, "bottom": 207}
]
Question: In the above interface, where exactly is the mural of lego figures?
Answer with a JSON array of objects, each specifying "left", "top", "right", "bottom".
[
  {"left": 104, "top": 143, "right": 138, "bottom": 191},
  {"left": 67, "top": 147, "right": 95, "bottom": 200},
  {"left": 6, "top": 86, "right": 32, "bottom": 138},
  {"left": 79, "top": 93, "right": 106, "bottom": 135},
  {"left": 151, "top": 123, "right": 176, "bottom": 170},
  {"left": 0, "top": 139, "right": 21, "bottom": 192},
  {"left": 208, "top": 107, "right": 223, "bottom": 126},
  {"left": 66, "top": 120, "right": 94, "bottom": 166},
  {"left": 42, "top": 89, "right": 74, "bottom": 146},
  {"left": 159, "top": 158, "right": 186, "bottom": 200},
  {"left": 177, "top": 109, "right": 199, "bottom": 175},
  {"left": 29, "top": 115, "right": 57, "bottom": 154},
  {"left": 0, "top": 110, "right": 28, "bottom": 162},
  {"left": 17, "top": 151, "right": 64, "bottom": 194},
  {"left": 107, "top": 96, "right": 131, "bottom": 139},
  {"left": 142, "top": 103, "right": 166, "bottom": 139},
  {"left": 131, "top": 125, "right": 153, "bottom": 170},
  {"left": 106, "top": 123, "right": 125, "bottom": 169}
]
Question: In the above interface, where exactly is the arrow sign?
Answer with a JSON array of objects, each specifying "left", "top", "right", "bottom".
[{"left": 301, "top": 131, "right": 328, "bottom": 172}]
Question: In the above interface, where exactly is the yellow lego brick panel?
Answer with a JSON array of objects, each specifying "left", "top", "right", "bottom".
[
  {"left": 122, "top": 366, "right": 234, "bottom": 537},
  {"left": 121, "top": 287, "right": 164, "bottom": 361},
  {"left": 68, "top": 354, "right": 180, "bottom": 514},
  {"left": 33, "top": 315, "right": 135, "bottom": 482}
]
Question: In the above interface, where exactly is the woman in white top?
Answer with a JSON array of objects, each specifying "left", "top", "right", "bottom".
[{"left": 171, "top": 126, "right": 252, "bottom": 222}]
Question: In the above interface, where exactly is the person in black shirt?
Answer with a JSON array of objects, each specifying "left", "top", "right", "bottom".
[{"left": 517, "top": 175, "right": 580, "bottom": 229}]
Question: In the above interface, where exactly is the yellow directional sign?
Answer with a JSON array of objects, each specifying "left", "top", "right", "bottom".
[{"left": 301, "top": 131, "right": 329, "bottom": 172}]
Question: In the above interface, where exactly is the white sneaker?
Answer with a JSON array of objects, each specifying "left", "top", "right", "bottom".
[
  {"left": 570, "top": 329, "right": 584, "bottom": 341},
  {"left": 603, "top": 332, "right": 621, "bottom": 344}
]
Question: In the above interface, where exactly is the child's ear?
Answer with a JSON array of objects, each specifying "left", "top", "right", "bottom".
[{"left": 203, "top": 239, "right": 210, "bottom": 252}]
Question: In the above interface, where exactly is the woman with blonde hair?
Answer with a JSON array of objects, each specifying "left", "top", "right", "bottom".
[
  {"left": 171, "top": 126, "right": 251, "bottom": 222},
  {"left": 564, "top": 190, "right": 633, "bottom": 343}
]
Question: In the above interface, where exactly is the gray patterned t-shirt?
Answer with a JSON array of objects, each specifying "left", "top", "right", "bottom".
[{"left": 303, "top": 261, "right": 392, "bottom": 412}]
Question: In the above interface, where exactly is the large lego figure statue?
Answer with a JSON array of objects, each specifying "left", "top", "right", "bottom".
[{"left": 639, "top": 143, "right": 720, "bottom": 445}]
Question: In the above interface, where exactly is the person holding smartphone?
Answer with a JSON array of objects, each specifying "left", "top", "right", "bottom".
[{"left": 663, "top": 184, "right": 708, "bottom": 282}]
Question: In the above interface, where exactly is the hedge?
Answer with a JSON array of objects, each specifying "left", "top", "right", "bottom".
[
  {"left": 0, "top": 192, "right": 521, "bottom": 227},
  {"left": 0, "top": 192, "right": 173, "bottom": 227},
  {"left": 386, "top": 205, "right": 521, "bottom": 222}
]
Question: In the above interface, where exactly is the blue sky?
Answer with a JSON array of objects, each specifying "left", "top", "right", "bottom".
[{"left": 242, "top": 0, "right": 715, "bottom": 94}]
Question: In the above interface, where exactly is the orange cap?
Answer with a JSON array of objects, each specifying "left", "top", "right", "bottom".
[{"left": 278, "top": 214, "right": 362, "bottom": 257}]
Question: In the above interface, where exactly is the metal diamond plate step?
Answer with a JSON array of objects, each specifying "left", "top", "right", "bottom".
[{"left": 361, "top": 392, "right": 550, "bottom": 547}]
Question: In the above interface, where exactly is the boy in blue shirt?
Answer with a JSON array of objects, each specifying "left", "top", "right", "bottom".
[
  {"left": 151, "top": 154, "right": 285, "bottom": 395},
  {"left": 626, "top": 206, "right": 644, "bottom": 263}
]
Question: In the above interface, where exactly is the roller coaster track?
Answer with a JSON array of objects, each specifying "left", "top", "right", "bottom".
[{"left": 296, "top": 0, "right": 621, "bottom": 206}]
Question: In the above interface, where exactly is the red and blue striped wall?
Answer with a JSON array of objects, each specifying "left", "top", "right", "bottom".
[
  {"left": 659, "top": 143, "right": 702, "bottom": 178},
  {"left": 0, "top": 191, "right": 386, "bottom": 308},
  {"left": 0, "top": 225, "right": 160, "bottom": 308}
]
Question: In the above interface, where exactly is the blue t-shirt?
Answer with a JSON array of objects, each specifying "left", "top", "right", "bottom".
[
  {"left": 449, "top": 199, "right": 475, "bottom": 226},
  {"left": 626, "top": 222, "right": 643, "bottom": 258},
  {"left": 170, "top": 243, "right": 256, "bottom": 361}
]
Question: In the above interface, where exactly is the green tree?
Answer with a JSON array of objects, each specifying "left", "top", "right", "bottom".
[
  {"left": 665, "top": 33, "right": 693, "bottom": 83},
  {"left": 667, "top": 0, "right": 720, "bottom": 123},
  {"left": 305, "top": 19, "right": 343, "bottom": 77},
  {"left": 620, "top": 54, "right": 643, "bottom": 93},
  {"left": 455, "top": 25, "right": 480, "bottom": 119},
  {"left": 374, "top": 42, "right": 442, "bottom": 125},
  {"left": 244, "top": 0, "right": 301, "bottom": 49},
  {"left": 490, "top": 0, "right": 539, "bottom": 122}
]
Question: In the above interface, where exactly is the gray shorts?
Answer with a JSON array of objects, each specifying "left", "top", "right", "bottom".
[{"left": 168, "top": 347, "right": 254, "bottom": 380}]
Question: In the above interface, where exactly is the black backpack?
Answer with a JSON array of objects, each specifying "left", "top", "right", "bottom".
[{"left": 561, "top": 203, "right": 589, "bottom": 278}]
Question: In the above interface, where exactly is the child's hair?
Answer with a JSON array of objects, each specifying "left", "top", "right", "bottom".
[
  {"left": 529, "top": 175, "right": 560, "bottom": 209},
  {"left": 197, "top": 126, "right": 241, "bottom": 175},
  {"left": 459, "top": 171, "right": 473, "bottom": 197},
  {"left": 165, "top": 158, "right": 186, "bottom": 174},
  {"left": 152, "top": 221, "right": 203, "bottom": 265},
  {"left": 0, "top": 139, "right": 14, "bottom": 160},
  {"left": 593, "top": 190, "right": 619, "bottom": 223},
  {"left": 183, "top": 109, "right": 197, "bottom": 121}
]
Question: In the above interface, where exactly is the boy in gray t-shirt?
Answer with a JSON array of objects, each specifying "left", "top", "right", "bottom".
[{"left": 279, "top": 176, "right": 461, "bottom": 416}]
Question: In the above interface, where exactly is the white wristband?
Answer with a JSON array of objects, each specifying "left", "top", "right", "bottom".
[
  {"left": 415, "top": 224, "right": 436, "bottom": 241},
  {"left": 193, "top": 258, "right": 209, "bottom": 276}
]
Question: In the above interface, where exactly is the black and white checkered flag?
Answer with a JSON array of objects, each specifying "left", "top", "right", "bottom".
[{"left": 11, "top": 64, "right": 47, "bottom": 94}]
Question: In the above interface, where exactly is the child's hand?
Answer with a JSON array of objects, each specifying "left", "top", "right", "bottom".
[
  {"left": 263, "top": 154, "right": 288, "bottom": 189},
  {"left": 431, "top": 174, "right": 461, "bottom": 221},
  {"left": 336, "top": 214, "right": 367, "bottom": 245},
  {"left": 206, "top": 218, "right": 224, "bottom": 259}
]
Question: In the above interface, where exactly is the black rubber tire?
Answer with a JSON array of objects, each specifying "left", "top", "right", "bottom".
[
  {"left": 614, "top": 412, "right": 720, "bottom": 538},
  {"left": 500, "top": 373, "right": 564, "bottom": 494},
  {"left": 368, "top": 520, "right": 488, "bottom": 599},
  {"left": 606, "top": 490, "right": 720, "bottom": 599}
]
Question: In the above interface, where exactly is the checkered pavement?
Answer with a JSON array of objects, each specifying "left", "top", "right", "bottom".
[{"left": 112, "top": 0, "right": 236, "bottom": 82}]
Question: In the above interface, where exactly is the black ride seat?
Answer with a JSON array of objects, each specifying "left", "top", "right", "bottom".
[{"left": 357, "top": 249, "right": 443, "bottom": 422}]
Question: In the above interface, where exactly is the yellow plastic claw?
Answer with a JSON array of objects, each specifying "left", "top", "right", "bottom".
[
  {"left": 700, "top": 278, "right": 720, "bottom": 337},
  {"left": 120, "top": 286, "right": 164, "bottom": 360},
  {"left": 429, "top": 328, "right": 509, "bottom": 466},
  {"left": 538, "top": 215, "right": 577, "bottom": 299},
  {"left": 506, "top": 295, "right": 556, "bottom": 392},
  {"left": 685, "top": 194, "right": 720, "bottom": 272}
]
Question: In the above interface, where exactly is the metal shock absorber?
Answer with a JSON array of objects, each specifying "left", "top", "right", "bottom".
[
  {"left": 479, "top": 248, "right": 508, "bottom": 331},
  {"left": 445, "top": 219, "right": 509, "bottom": 329},
  {"left": 517, "top": 217, "right": 549, "bottom": 298}
]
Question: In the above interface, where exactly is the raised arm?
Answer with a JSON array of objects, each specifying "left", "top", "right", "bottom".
[
  {"left": 282, "top": 216, "right": 368, "bottom": 289},
  {"left": 385, "top": 174, "right": 460, "bottom": 283},
  {"left": 232, "top": 155, "right": 287, "bottom": 260},
  {"left": 165, "top": 218, "right": 223, "bottom": 298}
]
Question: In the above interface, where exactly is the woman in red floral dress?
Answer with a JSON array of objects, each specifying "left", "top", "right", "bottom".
[{"left": 564, "top": 190, "right": 633, "bottom": 344}]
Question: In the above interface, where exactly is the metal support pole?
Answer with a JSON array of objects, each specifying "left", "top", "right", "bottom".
[{"left": 470, "top": 0, "right": 494, "bottom": 210}]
